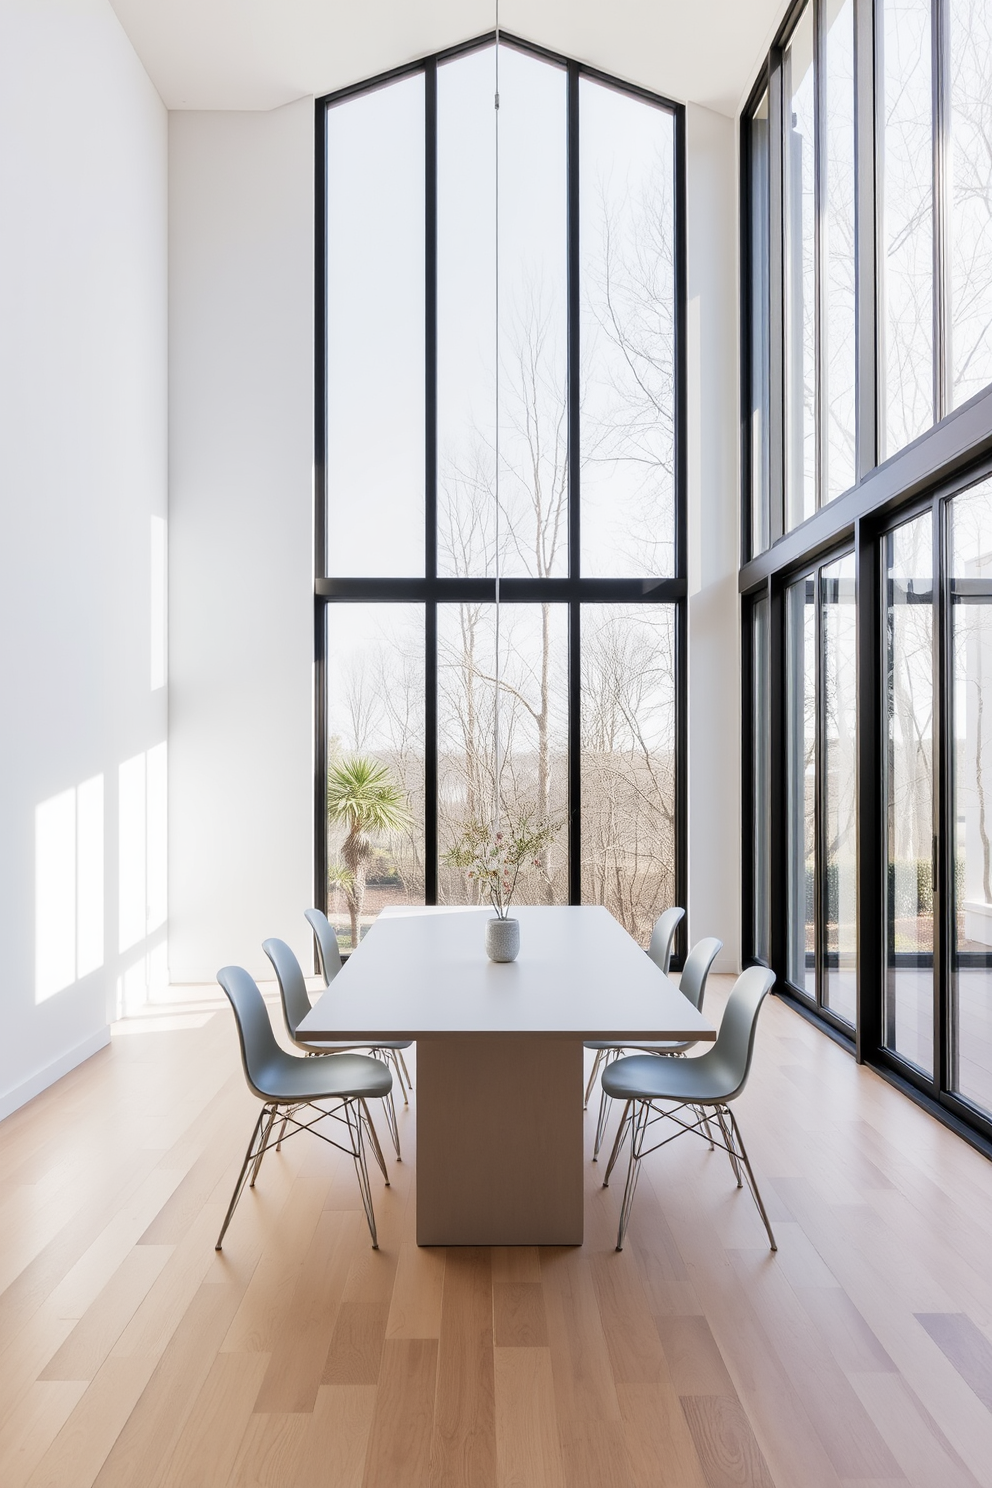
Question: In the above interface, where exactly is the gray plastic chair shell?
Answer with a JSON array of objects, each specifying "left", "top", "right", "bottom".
[
  {"left": 304, "top": 907, "right": 342, "bottom": 987},
  {"left": 263, "top": 936, "right": 411, "bottom": 1056},
  {"left": 216, "top": 965, "right": 392, "bottom": 1104},
  {"left": 646, "top": 906, "right": 685, "bottom": 975},
  {"left": 601, "top": 965, "right": 776, "bottom": 1107}
]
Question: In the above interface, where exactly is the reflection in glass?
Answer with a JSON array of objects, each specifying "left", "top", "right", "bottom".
[
  {"left": 580, "top": 607, "right": 676, "bottom": 945},
  {"left": 438, "top": 604, "right": 568, "bottom": 904},
  {"left": 948, "top": 0, "right": 992, "bottom": 409},
  {"left": 950, "top": 478, "right": 992, "bottom": 1115},
  {"left": 884, "top": 516, "right": 934, "bottom": 1074},
  {"left": 784, "top": 4, "right": 816, "bottom": 530},
  {"left": 823, "top": 0, "right": 856, "bottom": 501},
  {"left": 786, "top": 574, "right": 816, "bottom": 995},
  {"left": 753, "top": 596, "right": 770, "bottom": 960},
  {"left": 325, "top": 76, "right": 425, "bottom": 576},
  {"left": 879, "top": 0, "right": 934, "bottom": 458},
  {"left": 438, "top": 46, "right": 567, "bottom": 580},
  {"left": 325, "top": 606, "right": 425, "bottom": 949},
  {"left": 580, "top": 80, "right": 676, "bottom": 577},
  {"left": 750, "top": 90, "right": 771, "bottom": 555},
  {"left": 822, "top": 553, "right": 857, "bottom": 1024}
]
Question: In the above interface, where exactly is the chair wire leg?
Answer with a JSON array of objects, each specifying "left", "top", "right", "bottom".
[
  {"left": 345, "top": 1100, "right": 379, "bottom": 1248},
  {"left": 397, "top": 1050, "right": 413, "bottom": 1091},
  {"left": 215, "top": 1108, "right": 267, "bottom": 1250},
  {"left": 602, "top": 1100, "right": 633, "bottom": 1187},
  {"left": 388, "top": 1050, "right": 409, "bottom": 1105},
  {"left": 249, "top": 1106, "right": 278, "bottom": 1187},
  {"left": 359, "top": 1099, "right": 391, "bottom": 1185},
  {"left": 696, "top": 1105, "right": 715, "bottom": 1150},
  {"left": 593, "top": 1084, "right": 614, "bottom": 1160},
  {"left": 615, "top": 1101, "right": 649, "bottom": 1251},
  {"left": 381, "top": 1088, "right": 401, "bottom": 1161},
  {"left": 714, "top": 1106, "right": 743, "bottom": 1186},
  {"left": 583, "top": 1048, "right": 604, "bottom": 1110},
  {"left": 727, "top": 1109, "right": 777, "bottom": 1252}
]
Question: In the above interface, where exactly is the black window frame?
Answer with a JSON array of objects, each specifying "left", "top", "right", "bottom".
[
  {"left": 314, "top": 32, "right": 689, "bottom": 956},
  {"left": 741, "top": 0, "right": 992, "bottom": 1156}
]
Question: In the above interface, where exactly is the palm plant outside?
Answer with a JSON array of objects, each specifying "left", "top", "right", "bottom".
[{"left": 327, "top": 756, "right": 411, "bottom": 951}]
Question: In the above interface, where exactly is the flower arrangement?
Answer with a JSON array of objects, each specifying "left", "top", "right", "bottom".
[{"left": 442, "top": 813, "right": 561, "bottom": 919}]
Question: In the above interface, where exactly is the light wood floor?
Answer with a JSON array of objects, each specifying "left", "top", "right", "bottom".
[{"left": 4, "top": 976, "right": 992, "bottom": 1487}]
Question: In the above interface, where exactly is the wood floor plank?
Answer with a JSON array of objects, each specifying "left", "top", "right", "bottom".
[
  {"left": 362, "top": 1338, "right": 437, "bottom": 1488},
  {"left": 219, "top": 1176, "right": 330, "bottom": 1354},
  {"left": 493, "top": 1347, "right": 566, "bottom": 1488},
  {"left": 540, "top": 1249, "right": 622, "bottom": 1425},
  {"left": 40, "top": 1247, "right": 172, "bottom": 1382},
  {"left": 679, "top": 1394, "right": 777, "bottom": 1488},
  {"left": 92, "top": 1280, "right": 245, "bottom": 1488},
  {"left": 157, "top": 1352, "right": 270, "bottom": 1488},
  {"left": 656, "top": 1315, "right": 737, "bottom": 1396},
  {"left": 430, "top": 1249, "right": 496, "bottom": 1488},
  {"left": 322, "top": 1301, "right": 390, "bottom": 1385},
  {"left": 915, "top": 1313, "right": 992, "bottom": 1411},
  {"left": 849, "top": 1371, "right": 986, "bottom": 1488},
  {"left": 385, "top": 1242, "right": 445, "bottom": 1340},
  {"left": 252, "top": 1210, "right": 361, "bottom": 1413},
  {"left": 24, "top": 1356, "right": 159, "bottom": 1488},
  {"left": 296, "top": 1385, "right": 376, "bottom": 1488},
  {"left": 616, "top": 1384, "right": 710, "bottom": 1488},
  {"left": 0, "top": 1381, "right": 87, "bottom": 1488},
  {"left": 493, "top": 1284, "right": 549, "bottom": 1348}
]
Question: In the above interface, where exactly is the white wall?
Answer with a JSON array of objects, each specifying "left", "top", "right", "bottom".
[
  {"left": 0, "top": 0, "right": 168, "bottom": 1118},
  {"left": 168, "top": 100, "right": 314, "bottom": 982},
  {"left": 686, "top": 103, "right": 742, "bottom": 970}
]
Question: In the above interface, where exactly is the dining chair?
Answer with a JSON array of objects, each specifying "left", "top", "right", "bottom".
[
  {"left": 588, "top": 934, "right": 723, "bottom": 1159},
  {"left": 584, "top": 906, "right": 685, "bottom": 1111},
  {"left": 304, "top": 908, "right": 414, "bottom": 1100},
  {"left": 215, "top": 965, "right": 392, "bottom": 1250},
  {"left": 600, "top": 964, "right": 777, "bottom": 1252},
  {"left": 263, "top": 936, "right": 403, "bottom": 1160}
]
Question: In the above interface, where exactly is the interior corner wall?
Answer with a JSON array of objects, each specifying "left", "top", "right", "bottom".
[
  {"left": 0, "top": 0, "right": 167, "bottom": 1119},
  {"left": 168, "top": 99, "right": 315, "bottom": 983},
  {"left": 685, "top": 103, "right": 742, "bottom": 971}
]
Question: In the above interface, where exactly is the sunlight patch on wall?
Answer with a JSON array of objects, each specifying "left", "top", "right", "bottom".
[
  {"left": 151, "top": 515, "right": 167, "bottom": 691},
  {"left": 35, "top": 775, "right": 104, "bottom": 1003}
]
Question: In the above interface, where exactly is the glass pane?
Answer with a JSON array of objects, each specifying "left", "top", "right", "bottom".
[
  {"left": 580, "top": 80, "right": 676, "bottom": 577},
  {"left": 823, "top": 0, "right": 857, "bottom": 501},
  {"left": 948, "top": 0, "right": 992, "bottom": 409},
  {"left": 784, "top": 3, "right": 817, "bottom": 530},
  {"left": 822, "top": 553, "right": 857, "bottom": 1025},
  {"left": 325, "top": 76, "right": 425, "bottom": 576},
  {"left": 580, "top": 606, "right": 676, "bottom": 945},
  {"left": 786, "top": 574, "right": 816, "bottom": 995},
  {"left": 879, "top": 0, "right": 934, "bottom": 458},
  {"left": 753, "top": 595, "right": 770, "bottom": 960},
  {"left": 950, "top": 477, "right": 992, "bottom": 1115},
  {"left": 437, "top": 48, "right": 495, "bottom": 578},
  {"left": 438, "top": 46, "right": 568, "bottom": 580},
  {"left": 324, "top": 605, "right": 425, "bottom": 950},
  {"left": 750, "top": 89, "right": 771, "bottom": 555},
  {"left": 884, "top": 515, "right": 934, "bottom": 1074},
  {"left": 438, "top": 604, "right": 568, "bottom": 904}
]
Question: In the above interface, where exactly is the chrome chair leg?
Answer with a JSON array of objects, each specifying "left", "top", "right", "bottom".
[
  {"left": 714, "top": 1106, "right": 743, "bottom": 1186},
  {"left": 602, "top": 1100, "right": 633, "bottom": 1186},
  {"left": 216, "top": 1107, "right": 268, "bottom": 1250},
  {"left": 380, "top": 1089, "right": 401, "bottom": 1160},
  {"left": 397, "top": 1050, "right": 413, "bottom": 1091},
  {"left": 345, "top": 1100, "right": 379, "bottom": 1249},
  {"left": 726, "top": 1108, "right": 777, "bottom": 1251},
  {"left": 359, "top": 1098, "right": 391, "bottom": 1186},
  {"left": 615, "top": 1101, "right": 650, "bottom": 1251},
  {"left": 584, "top": 1049, "right": 605, "bottom": 1110},
  {"left": 249, "top": 1106, "right": 278, "bottom": 1187},
  {"left": 593, "top": 1083, "right": 614, "bottom": 1160}
]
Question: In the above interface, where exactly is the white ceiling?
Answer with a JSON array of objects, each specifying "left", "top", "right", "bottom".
[{"left": 108, "top": 0, "right": 785, "bottom": 117}]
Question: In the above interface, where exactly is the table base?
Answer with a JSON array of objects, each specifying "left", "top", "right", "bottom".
[{"left": 416, "top": 1035, "right": 584, "bottom": 1246}]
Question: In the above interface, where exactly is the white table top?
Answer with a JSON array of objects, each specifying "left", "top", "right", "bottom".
[{"left": 298, "top": 905, "right": 716, "bottom": 1043}]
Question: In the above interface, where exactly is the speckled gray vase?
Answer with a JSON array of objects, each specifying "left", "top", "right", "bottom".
[{"left": 486, "top": 916, "right": 520, "bottom": 962}]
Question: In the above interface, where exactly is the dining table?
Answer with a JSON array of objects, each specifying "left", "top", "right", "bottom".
[{"left": 297, "top": 903, "right": 715, "bottom": 1246}]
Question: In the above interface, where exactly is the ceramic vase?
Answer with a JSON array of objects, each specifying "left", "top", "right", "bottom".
[{"left": 486, "top": 916, "right": 520, "bottom": 962}]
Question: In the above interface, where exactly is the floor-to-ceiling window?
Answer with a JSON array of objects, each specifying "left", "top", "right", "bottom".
[
  {"left": 742, "top": 0, "right": 992, "bottom": 1149},
  {"left": 317, "top": 36, "right": 686, "bottom": 953}
]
